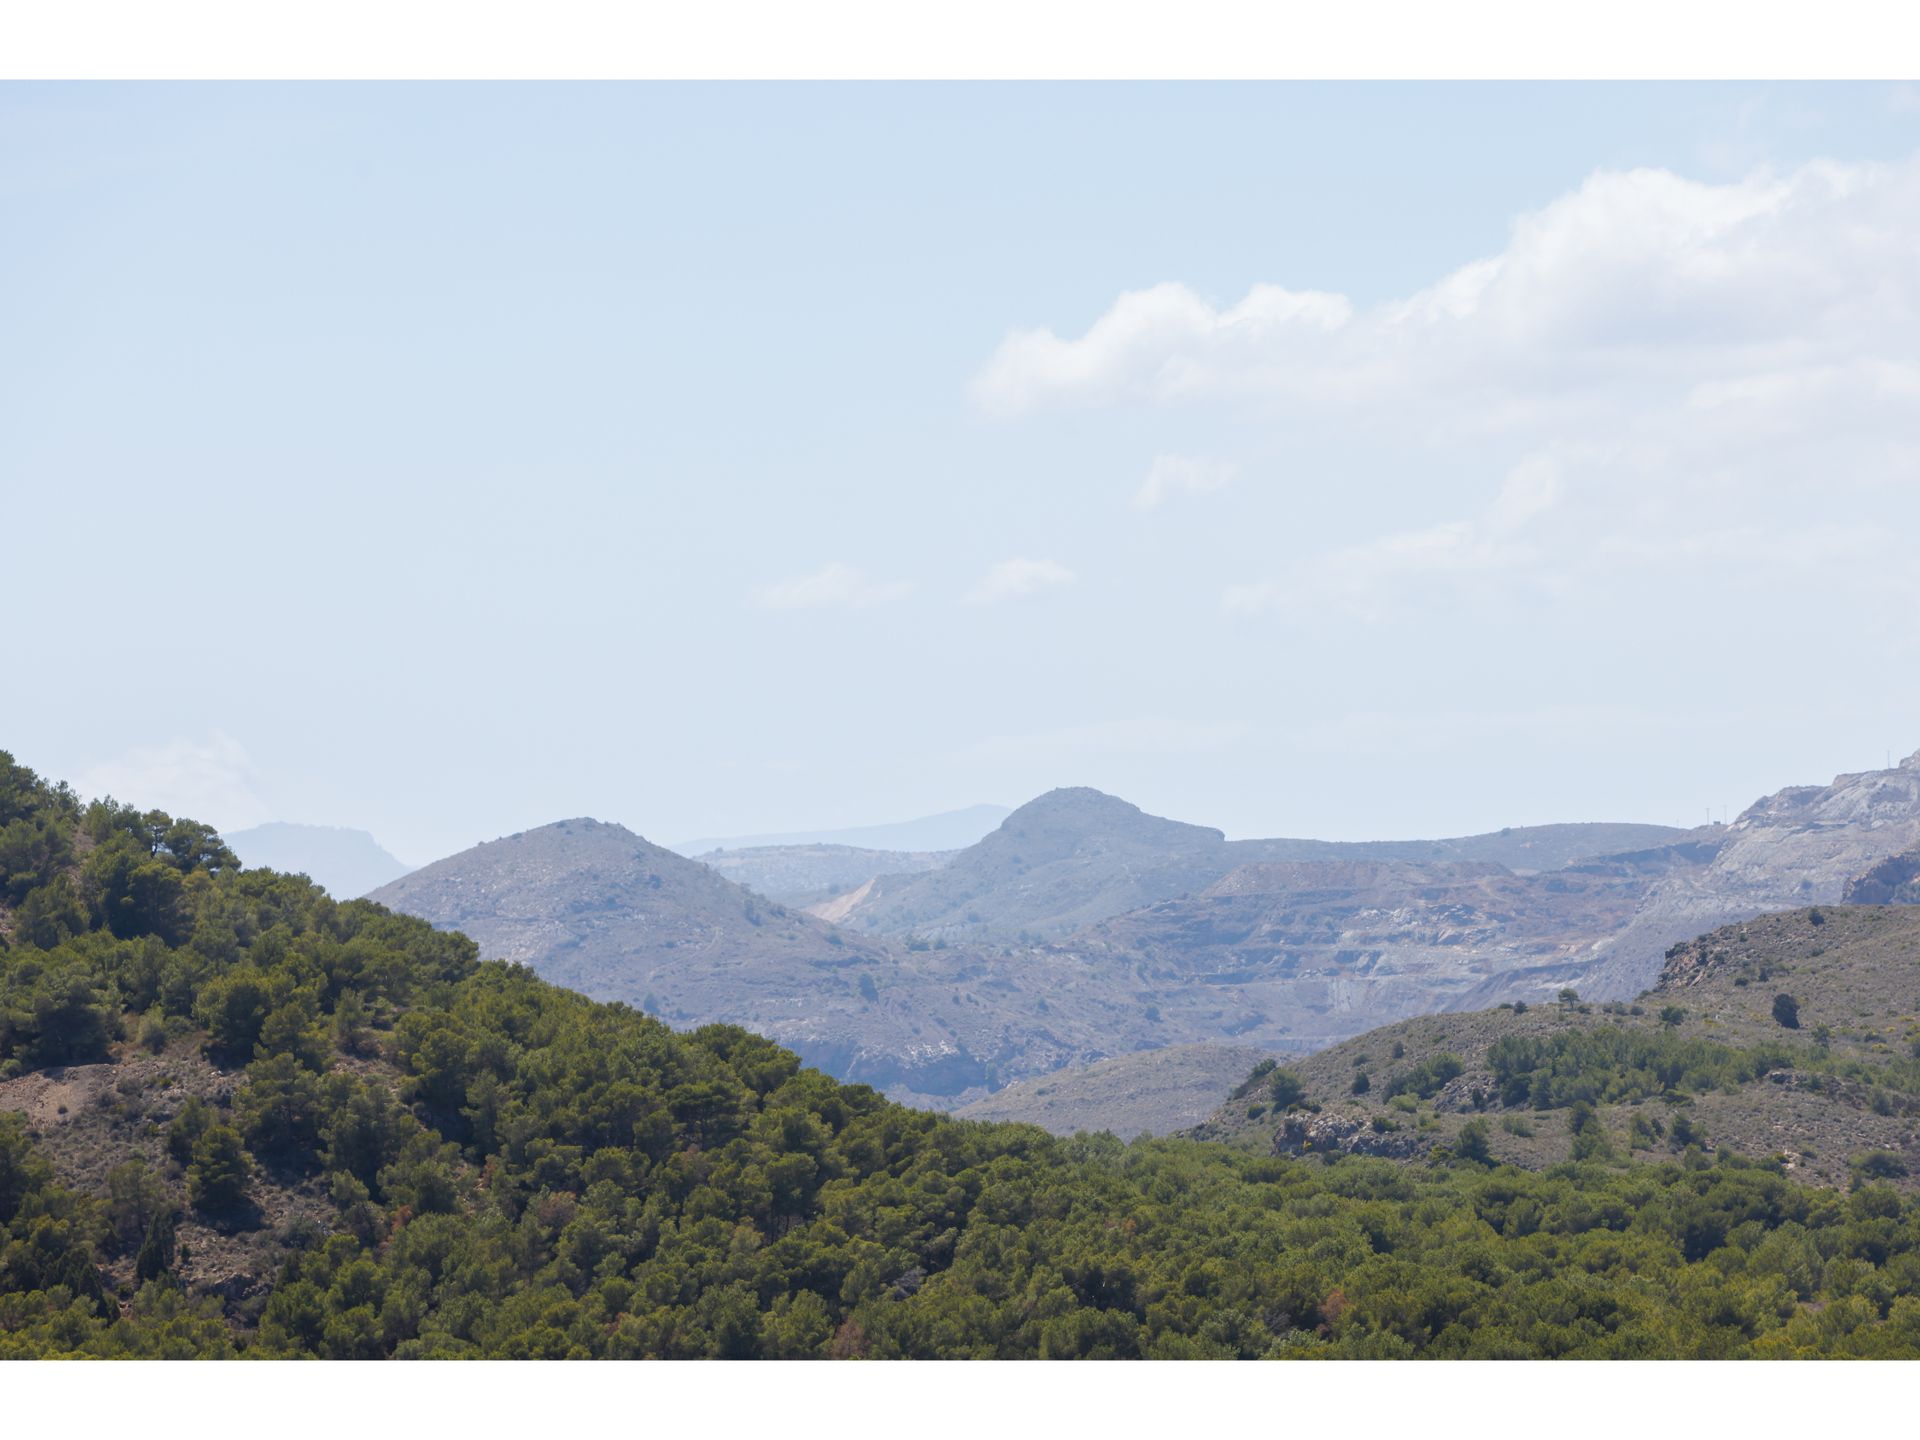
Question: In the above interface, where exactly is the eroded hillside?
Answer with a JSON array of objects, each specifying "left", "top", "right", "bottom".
[
  {"left": 1195, "top": 904, "right": 1920, "bottom": 1194},
  {"left": 1569, "top": 751, "right": 1920, "bottom": 1000}
]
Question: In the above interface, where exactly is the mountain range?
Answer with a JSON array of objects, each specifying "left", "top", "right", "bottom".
[
  {"left": 224, "top": 822, "right": 412, "bottom": 899},
  {"left": 362, "top": 754, "right": 1917, "bottom": 1127},
  {"left": 809, "top": 787, "right": 1692, "bottom": 944}
]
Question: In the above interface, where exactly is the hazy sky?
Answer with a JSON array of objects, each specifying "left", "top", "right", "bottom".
[{"left": 6, "top": 82, "right": 1920, "bottom": 863}]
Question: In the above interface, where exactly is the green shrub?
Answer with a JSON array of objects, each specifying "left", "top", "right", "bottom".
[{"left": 187, "top": 1125, "right": 251, "bottom": 1212}]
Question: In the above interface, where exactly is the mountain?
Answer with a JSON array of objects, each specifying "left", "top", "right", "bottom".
[
  {"left": 819, "top": 788, "right": 1239, "bottom": 941},
  {"left": 223, "top": 822, "right": 412, "bottom": 899},
  {"left": 1541, "top": 749, "right": 1920, "bottom": 1001},
  {"left": 364, "top": 818, "right": 936, "bottom": 1078},
  {"left": 694, "top": 843, "right": 953, "bottom": 905},
  {"left": 672, "top": 803, "right": 1011, "bottom": 856},
  {"left": 1193, "top": 903, "right": 1920, "bottom": 1193},
  {"left": 952, "top": 1043, "right": 1267, "bottom": 1140}
]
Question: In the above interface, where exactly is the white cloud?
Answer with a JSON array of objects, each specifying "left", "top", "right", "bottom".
[
  {"left": 751, "top": 562, "right": 912, "bottom": 610},
  {"left": 972, "top": 281, "right": 1352, "bottom": 417},
  {"left": 963, "top": 557, "right": 1077, "bottom": 605},
  {"left": 1131, "top": 454, "right": 1237, "bottom": 510},
  {"left": 970, "top": 156, "right": 1920, "bottom": 626},
  {"left": 975, "top": 160, "right": 1919, "bottom": 426},
  {"left": 74, "top": 732, "right": 272, "bottom": 831}
]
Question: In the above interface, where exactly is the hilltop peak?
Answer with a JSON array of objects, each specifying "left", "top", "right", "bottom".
[{"left": 996, "top": 787, "right": 1225, "bottom": 847}]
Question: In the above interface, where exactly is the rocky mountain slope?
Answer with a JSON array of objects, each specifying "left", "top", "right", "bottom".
[
  {"left": 364, "top": 820, "right": 966, "bottom": 1092},
  {"left": 1194, "top": 904, "right": 1920, "bottom": 1193},
  {"left": 224, "top": 822, "right": 412, "bottom": 899},
  {"left": 1561, "top": 750, "right": 1920, "bottom": 1001},
  {"left": 1063, "top": 855, "right": 1663, "bottom": 1053},
  {"left": 1844, "top": 848, "right": 1920, "bottom": 905}
]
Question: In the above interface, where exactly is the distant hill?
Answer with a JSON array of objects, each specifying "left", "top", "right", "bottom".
[
  {"left": 953, "top": 1044, "right": 1267, "bottom": 1140},
  {"left": 365, "top": 818, "right": 900, "bottom": 1058},
  {"left": 224, "top": 822, "right": 411, "bottom": 899},
  {"left": 1193, "top": 904, "right": 1920, "bottom": 1192},
  {"left": 820, "top": 788, "right": 1239, "bottom": 941},
  {"left": 673, "top": 803, "right": 1011, "bottom": 856},
  {"left": 694, "top": 843, "right": 953, "bottom": 905},
  {"left": 821, "top": 787, "right": 1690, "bottom": 944}
]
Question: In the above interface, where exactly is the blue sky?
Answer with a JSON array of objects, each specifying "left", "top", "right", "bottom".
[{"left": 6, "top": 82, "right": 1920, "bottom": 862}]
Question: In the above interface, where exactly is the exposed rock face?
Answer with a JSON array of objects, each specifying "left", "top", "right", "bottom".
[
  {"left": 1573, "top": 750, "right": 1920, "bottom": 999},
  {"left": 1843, "top": 849, "right": 1920, "bottom": 905},
  {"left": 1270, "top": 1111, "right": 1425, "bottom": 1160},
  {"left": 1065, "top": 856, "right": 1658, "bottom": 1051}
]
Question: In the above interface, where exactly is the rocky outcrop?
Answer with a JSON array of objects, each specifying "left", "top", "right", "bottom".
[
  {"left": 1270, "top": 1111, "right": 1426, "bottom": 1160},
  {"left": 1843, "top": 849, "right": 1920, "bottom": 905}
]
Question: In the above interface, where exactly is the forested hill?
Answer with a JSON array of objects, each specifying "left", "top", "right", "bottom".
[{"left": 6, "top": 748, "right": 1920, "bottom": 1359}]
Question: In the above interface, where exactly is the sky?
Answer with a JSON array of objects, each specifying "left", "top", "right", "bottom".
[{"left": 5, "top": 81, "right": 1920, "bottom": 864}]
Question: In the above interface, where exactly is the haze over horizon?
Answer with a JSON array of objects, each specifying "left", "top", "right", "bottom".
[{"left": 8, "top": 82, "right": 1920, "bottom": 861}]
